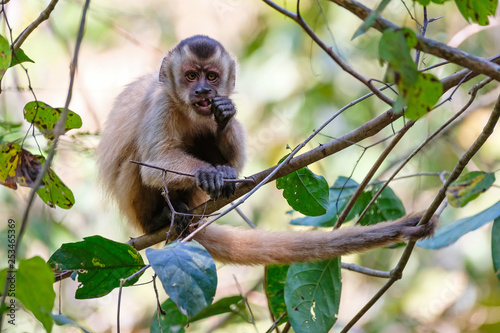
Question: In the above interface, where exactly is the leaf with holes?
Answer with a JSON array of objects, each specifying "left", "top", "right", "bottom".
[
  {"left": 285, "top": 258, "right": 342, "bottom": 333},
  {"left": 36, "top": 156, "right": 75, "bottom": 209},
  {"left": 446, "top": 171, "right": 495, "bottom": 207},
  {"left": 277, "top": 167, "right": 329, "bottom": 216},
  {"left": 455, "top": 0, "right": 498, "bottom": 26},
  {"left": 48, "top": 235, "right": 145, "bottom": 299},
  {"left": 23, "top": 101, "right": 82, "bottom": 140},
  {"left": 147, "top": 240, "right": 217, "bottom": 318},
  {"left": 0, "top": 34, "right": 11, "bottom": 80},
  {"left": 0, "top": 142, "right": 43, "bottom": 190}
]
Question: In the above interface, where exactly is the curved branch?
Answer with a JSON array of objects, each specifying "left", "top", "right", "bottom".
[
  {"left": 262, "top": 0, "right": 394, "bottom": 106},
  {"left": 13, "top": 0, "right": 59, "bottom": 54},
  {"left": 329, "top": 0, "right": 500, "bottom": 81}
]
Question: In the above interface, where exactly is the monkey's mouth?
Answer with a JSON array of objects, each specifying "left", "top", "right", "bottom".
[{"left": 194, "top": 99, "right": 213, "bottom": 116}]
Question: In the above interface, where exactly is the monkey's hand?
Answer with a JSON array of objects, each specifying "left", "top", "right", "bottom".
[
  {"left": 195, "top": 165, "right": 237, "bottom": 200},
  {"left": 212, "top": 96, "right": 235, "bottom": 130}
]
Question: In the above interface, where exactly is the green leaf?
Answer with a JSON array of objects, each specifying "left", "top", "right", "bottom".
[
  {"left": 352, "top": 0, "right": 391, "bottom": 39},
  {"left": 265, "top": 264, "right": 290, "bottom": 325},
  {"left": 276, "top": 167, "right": 329, "bottom": 216},
  {"left": 0, "top": 35, "right": 12, "bottom": 80},
  {"left": 492, "top": 218, "right": 500, "bottom": 281},
  {"left": 404, "top": 73, "right": 443, "bottom": 120},
  {"left": 36, "top": 156, "right": 75, "bottom": 209},
  {"left": 291, "top": 177, "right": 405, "bottom": 227},
  {"left": 380, "top": 29, "right": 443, "bottom": 118},
  {"left": 23, "top": 101, "right": 82, "bottom": 140},
  {"left": 189, "top": 295, "right": 246, "bottom": 322},
  {"left": 379, "top": 28, "right": 418, "bottom": 86},
  {"left": 291, "top": 177, "right": 359, "bottom": 227},
  {"left": 446, "top": 171, "right": 496, "bottom": 207},
  {"left": 418, "top": 200, "right": 500, "bottom": 249},
  {"left": 48, "top": 236, "right": 145, "bottom": 299},
  {"left": 146, "top": 240, "right": 217, "bottom": 318},
  {"left": 357, "top": 184, "right": 406, "bottom": 226},
  {"left": 10, "top": 48, "right": 34, "bottom": 67},
  {"left": 51, "top": 313, "right": 91, "bottom": 333},
  {"left": 285, "top": 258, "right": 342, "bottom": 333},
  {"left": 17, "top": 257, "right": 55, "bottom": 332},
  {"left": 151, "top": 298, "right": 188, "bottom": 333},
  {"left": 455, "top": 0, "right": 498, "bottom": 26}
]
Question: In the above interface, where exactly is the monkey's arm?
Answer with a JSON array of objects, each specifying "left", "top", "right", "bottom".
[{"left": 193, "top": 213, "right": 437, "bottom": 265}]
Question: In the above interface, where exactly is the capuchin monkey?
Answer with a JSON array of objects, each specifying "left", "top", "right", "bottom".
[{"left": 97, "top": 35, "right": 436, "bottom": 265}]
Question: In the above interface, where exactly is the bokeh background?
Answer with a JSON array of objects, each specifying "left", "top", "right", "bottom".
[{"left": 1, "top": 0, "right": 500, "bottom": 332}]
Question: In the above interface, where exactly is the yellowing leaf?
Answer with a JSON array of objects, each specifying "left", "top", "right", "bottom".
[
  {"left": 23, "top": 101, "right": 82, "bottom": 140},
  {"left": 0, "top": 142, "right": 43, "bottom": 189},
  {"left": 447, "top": 171, "right": 495, "bottom": 207}
]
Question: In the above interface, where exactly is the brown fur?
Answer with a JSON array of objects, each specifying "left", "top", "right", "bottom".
[{"left": 97, "top": 36, "right": 436, "bottom": 265}]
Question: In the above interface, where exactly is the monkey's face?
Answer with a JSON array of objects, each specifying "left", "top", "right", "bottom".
[{"left": 182, "top": 64, "right": 221, "bottom": 117}]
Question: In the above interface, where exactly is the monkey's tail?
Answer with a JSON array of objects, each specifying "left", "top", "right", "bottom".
[{"left": 193, "top": 213, "right": 437, "bottom": 265}]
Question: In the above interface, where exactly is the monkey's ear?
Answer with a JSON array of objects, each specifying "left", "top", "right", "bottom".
[
  {"left": 159, "top": 55, "right": 171, "bottom": 84},
  {"left": 228, "top": 59, "right": 236, "bottom": 91}
]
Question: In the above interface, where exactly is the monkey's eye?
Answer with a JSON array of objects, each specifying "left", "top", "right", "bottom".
[
  {"left": 206, "top": 72, "right": 218, "bottom": 82},
  {"left": 186, "top": 72, "right": 197, "bottom": 81}
]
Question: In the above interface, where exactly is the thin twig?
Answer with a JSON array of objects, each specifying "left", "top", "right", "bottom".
[
  {"left": 130, "top": 160, "right": 254, "bottom": 184},
  {"left": 342, "top": 92, "right": 500, "bottom": 331},
  {"left": 262, "top": 0, "right": 394, "bottom": 106},
  {"left": 334, "top": 121, "right": 415, "bottom": 228},
  {"left": 356, "top": 77, "right": 494, "bottom": 223},
  {"left": 340, "top": 262, "right": 391, "bottom": 278},
  {"left": 0, "top": 0, "right": 90, "bottom": 329},
  {"left": 13, "top": 0, "right": 59, "bottom": 54},
  {"left": 153, "top": 275, "right": 167, "bottom": 315}
]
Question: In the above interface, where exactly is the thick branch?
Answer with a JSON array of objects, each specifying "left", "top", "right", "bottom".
[{"left": 329, "top": 0, "right": 500, "bottom": 81}]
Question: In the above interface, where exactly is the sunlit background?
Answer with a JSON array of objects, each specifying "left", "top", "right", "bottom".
[{"left": 1, "top": 0, "right": 500, "bottom": 332}]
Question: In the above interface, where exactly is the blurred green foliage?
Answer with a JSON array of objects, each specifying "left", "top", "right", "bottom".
[{"left": 0, "top": 0, "right": 499, "bottom": 332}]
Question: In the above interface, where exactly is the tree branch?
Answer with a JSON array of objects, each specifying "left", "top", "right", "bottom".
[
  {"left": 13, "top": 0, "right": 59, "bottom": 54},
  {"left": 329, "top": 0, "right": 500, "bottom": 81},
  {"left": 342, "top": 92, "right": 500, "bottom": 331}
]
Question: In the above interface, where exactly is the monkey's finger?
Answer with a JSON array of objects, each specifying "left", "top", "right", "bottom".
[
  {"left": 221, "top": 183, "right": 236, "bottom": 198},
  {"left": 195, "top": 169, "right": 216, "bottom": 198}
]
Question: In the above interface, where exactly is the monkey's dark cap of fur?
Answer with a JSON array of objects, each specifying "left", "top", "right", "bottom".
[{"left": 175, "top": 35, "right": 224, "bottom": 60}]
